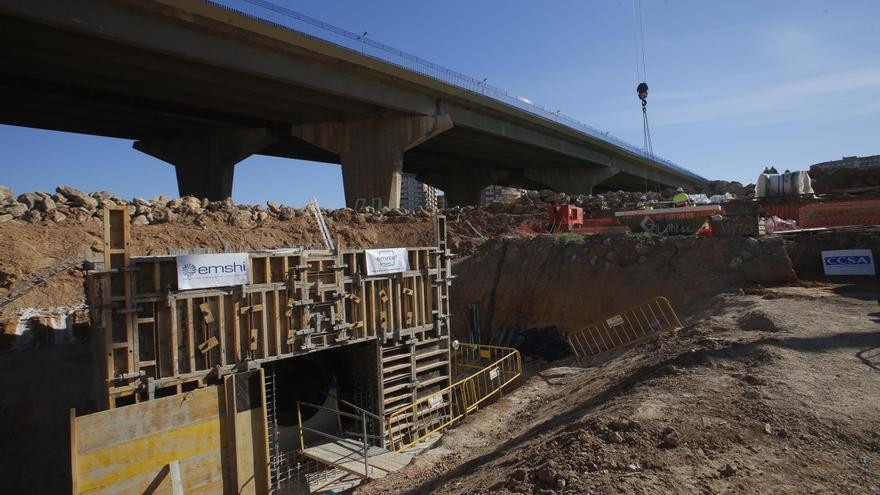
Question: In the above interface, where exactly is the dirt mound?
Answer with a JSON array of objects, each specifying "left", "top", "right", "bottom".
[
  {"left": 738, "top": 310, "right": 783, "bottom": 332},
  {"left": 452, "top": 234, "right": 797, "bottom": 342},
  {"left": 359, "top": 285, "right": 880, "bottom": 495},
  {"left": 810, "top": 155, "right": 880, "bottom": 193},
  {"left": 0, "top": 192, "right": 544, "bottom": 326}
]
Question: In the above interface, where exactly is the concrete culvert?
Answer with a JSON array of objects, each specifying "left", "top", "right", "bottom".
[{"left": 738, "top": 310, "right": 782, "bottom": 332}]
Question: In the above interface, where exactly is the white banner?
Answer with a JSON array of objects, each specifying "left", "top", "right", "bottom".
[
  {"left": 365, "top": 248, "right": 410, "bottom": 276},
  {"left": 821, "top": 249, "right": 875, "bottom": 276},
  {"left": 176, "top": 253, "right": 250, "bottom": 290}
]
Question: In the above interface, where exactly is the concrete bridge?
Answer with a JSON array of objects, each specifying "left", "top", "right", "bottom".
[{"left": 0, "top": 0, "right": 707, "bottom": 208}]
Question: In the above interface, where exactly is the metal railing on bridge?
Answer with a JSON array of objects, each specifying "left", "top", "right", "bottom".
[{"left": 204, "top": 0, "right": 706, "bottom": 183}]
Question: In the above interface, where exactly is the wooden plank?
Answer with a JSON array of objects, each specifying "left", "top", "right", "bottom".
[
  {"left": 249, "top": 329, "right": 258, "bottom": 351},
  {"left": 70, "top": 408, "right": 77, "bottom": 495},
  {"left": 198, "top": 336, "right": 219, "bottom": 354},
  {"left": 217, "top": 296, "right": 227, "bottom": 366},
  {"left": 169, "top": 301, "right": 179, "bottom": 376},
  {"left": 232, "top": 300, "right": 241, "bottom": 362},
  {"left": 272, "top": 291, "right": 282, "bottom": 357},
  {"left": 186, "top": 299, "right": 196, "bottom": 373},
  {"left": 223, "top": 376, "right": 238, "bottom": 492},
  {"left": 77, "top": 386, "right": 221, "bottom": 453},
  {"left": 260, "top": 293, "right": 269, "bottom": 359},
  {"left": 169, "top": 460, "right": 183, "bottom": 495}
]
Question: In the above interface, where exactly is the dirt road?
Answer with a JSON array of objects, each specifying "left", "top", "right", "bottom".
[{"left": 360, "top": 283, "right": 880, "bottom": 494}]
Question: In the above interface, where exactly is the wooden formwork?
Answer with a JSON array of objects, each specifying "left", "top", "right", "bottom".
[{"left": 87, "top": 208, "right": 453, "bottom": 413}]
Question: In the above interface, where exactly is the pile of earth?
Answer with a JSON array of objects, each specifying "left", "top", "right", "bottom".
[
  {"left": 0, "top": 184, "right": 545, "bottom": 333},
  {"left": 358, "top": 284, "right": 880, "bottom": 494},
  {"left": 484, "top": 180, "right": 754, "bottom": 217},
  {"left": 451, "top": 233, "right": 796, "bottom": 342}
]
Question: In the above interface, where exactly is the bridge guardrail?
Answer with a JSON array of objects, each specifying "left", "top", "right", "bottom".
[{"left": 205, "top": 0, "right": 706, "bottom": 182}]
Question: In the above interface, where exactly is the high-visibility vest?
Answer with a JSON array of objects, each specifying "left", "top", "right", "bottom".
[{"left": 672, "top": 192, "right": 689, "bottom": 204}]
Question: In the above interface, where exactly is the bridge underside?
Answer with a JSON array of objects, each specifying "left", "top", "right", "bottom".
[{"left": 0, "top": 0, "right": 703, "bottom": 207}]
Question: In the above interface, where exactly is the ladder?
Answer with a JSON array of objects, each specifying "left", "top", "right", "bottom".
[
  {"left": 308, "top": 197, "right": 335, "bottom": 252},
  {"left": 0, "top": 254, "right": 83, "bottom": 312}
]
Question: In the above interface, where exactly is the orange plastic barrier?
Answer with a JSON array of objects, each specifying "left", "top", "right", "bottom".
[{"left": 799, "top": 199, "right": 880, "bottom": 228}]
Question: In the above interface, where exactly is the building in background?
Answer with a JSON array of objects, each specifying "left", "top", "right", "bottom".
[
  {"left": 480, "top": 185, "right": 524, "bottom": 207},
  {"left": 809, "top": 154, "right": 880, "bottom": 193},
  {"left": 436, "top": 194, "right": 447, "bottom": 209},
  {"left": 400, "top": 173, "right": 437, "bottom": 210}
]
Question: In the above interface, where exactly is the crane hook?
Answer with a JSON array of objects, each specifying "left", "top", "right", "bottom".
[{"left": 637, "top": 82, "right": 649, "bottom": 107}]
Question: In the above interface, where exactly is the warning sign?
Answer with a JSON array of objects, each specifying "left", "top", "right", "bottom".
[
  {"left": 489, "top": 367, "right": 500, "bottom": 380},
  {"left": 606, "top": 315, "right": 625, "bottom": 327}
]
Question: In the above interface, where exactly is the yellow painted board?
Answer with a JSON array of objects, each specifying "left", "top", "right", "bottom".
[
  {"left": 79, "top": 447, "right": 225, "bottom": 495},
  {"left": 78, "top": 417, "right": 222, "bottom": 492},
  {"left": 76, "top": 386, "right": 220, "bottom": 454}
]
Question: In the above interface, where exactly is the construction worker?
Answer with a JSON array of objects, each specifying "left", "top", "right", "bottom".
[{"left": 672, "top": 188, "right": 690, "bottom": 208}]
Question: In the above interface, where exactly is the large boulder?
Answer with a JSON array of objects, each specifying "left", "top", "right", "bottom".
[
  {"left": 5, "top": 203, "right": 28, "bottom": 218},
  {"left": 36, "top": 196, "right": 57, "bottom": 212},
  {"left": 228, "top": 209, "right": 255, "bottom": 229},
  {"left": 57, "top": 185, "right": 98, "bottom": 209},
  {"left": 17, "top": 192, "right": 41, "bottom": 208},
  {"left": 0, "top": 185, "right": 12, "bottom": 202}
]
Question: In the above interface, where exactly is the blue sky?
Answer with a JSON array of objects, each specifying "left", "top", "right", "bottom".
[{"left": 1, "top": 0, "right": 877, "bottom": 207}]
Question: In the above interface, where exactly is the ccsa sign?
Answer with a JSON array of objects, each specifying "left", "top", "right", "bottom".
[
  {"left": 824, "top": 255, "right": 871, "bottom": 265},
  {"left": 821, "top": 249, "right": 876, "bottom": 276}
]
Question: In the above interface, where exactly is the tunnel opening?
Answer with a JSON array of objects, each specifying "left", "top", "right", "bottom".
[{"left": 265, "top": 340, "right": 381, "bottom": 453}]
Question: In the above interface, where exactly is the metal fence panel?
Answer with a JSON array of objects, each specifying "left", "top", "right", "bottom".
[
  {"left": 386, "top": 344, "right": 521, "bottom": 451},
  {"left": 567, "top": 296, "right": 683, "bottom": 365}
]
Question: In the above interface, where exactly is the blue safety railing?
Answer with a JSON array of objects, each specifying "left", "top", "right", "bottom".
[{"left": 204, "top": 0, "right": 707, "bottom": 182}]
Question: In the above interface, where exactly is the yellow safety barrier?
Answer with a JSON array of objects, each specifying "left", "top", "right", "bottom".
[
  {"left": 387, "top": 343, "right": 521, "bottom": 451},
  {"left": 566, "top": 296, "right": 683, "bottom": 365}
]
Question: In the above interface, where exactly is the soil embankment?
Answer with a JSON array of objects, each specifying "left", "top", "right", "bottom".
[
  {"left": 361, "top": 283, "right": 880, "bottom": 494},
  {"left": 452, "top": 234, "right": 797, "bottom": 342}
]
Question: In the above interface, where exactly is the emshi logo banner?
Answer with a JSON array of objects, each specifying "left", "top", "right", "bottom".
[
  {"left": 365, "top": 248, "right": 410, "bottom": 276},
  {"left": 821, "top": 249, "right": 875, "bottom": 276},
  {"left": 176, "top": 253, "right": 250, "bottom": 290}
]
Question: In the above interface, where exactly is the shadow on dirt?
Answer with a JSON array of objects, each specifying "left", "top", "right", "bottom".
[
  {"left": 831, "top": 283, "right": 880, "bottom": 302},
  {"left": 857, "top": 346, "right": 880, "bottom": 371},
  {"left": 398, "top": 328, "right": 880, "bottom": 494}
]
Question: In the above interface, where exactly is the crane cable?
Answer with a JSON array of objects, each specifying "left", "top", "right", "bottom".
[{"left": 632, "top": 0, "right": 659, "bottom": 193}]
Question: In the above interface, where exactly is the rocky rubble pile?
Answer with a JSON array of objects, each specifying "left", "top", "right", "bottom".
[
  {"left": 486, "top": 189, "right": 678, "bottom": 215},
  {"left": 0, "top": 185, "right": 454, "bottom": 228},
  {"left": 501, "top": 415, "right": 696, "bottom": 493},
  {"left": 482, "top": 180, "right": 755, "bottom": 216},
  {"left": 809, "top": 157, "right": 880, "bottom": 193}
]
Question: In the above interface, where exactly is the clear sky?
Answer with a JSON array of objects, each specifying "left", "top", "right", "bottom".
[{"left": 1, "top": 0, "right": 877, "bottom": 208}]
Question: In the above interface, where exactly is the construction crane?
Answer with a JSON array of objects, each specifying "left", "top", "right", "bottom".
[{"left": 631, "top": 0, "right": 658, "bottom": 192}]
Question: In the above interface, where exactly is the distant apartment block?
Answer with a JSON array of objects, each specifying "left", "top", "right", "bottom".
[
  {"left": 400, "top": 173, "right": 437, "bottom": 210},
  {"left": 480, "top": 185, "right": 524, "bottom": 207}
]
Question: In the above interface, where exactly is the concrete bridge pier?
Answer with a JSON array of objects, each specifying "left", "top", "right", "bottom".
[
  {"left": 133, "top": 128, "right": 277, "bottom": 200},
  {"left": 292, "top": 115, "right": 453, "bottom": 209}
]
